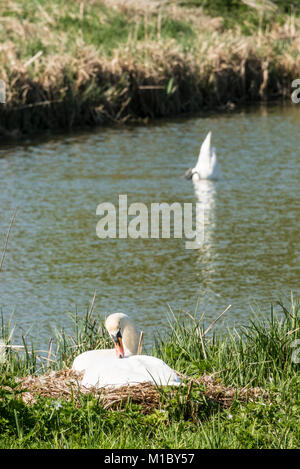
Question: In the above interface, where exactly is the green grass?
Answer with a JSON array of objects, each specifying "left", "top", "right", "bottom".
[
  {"left": 2, "top": 0, "right": 300, "bottom": 61},
  {"left": 1, "top": 0, "right": 197, "bottom": 58},
  {"left": 0, "top": 295, "right": 299, "bottom": 448},
  {"left": 181, "top": 0, "right": 300, "bottom": 16},
  {"left": 179, "top": 0, "right": 300, "bottom": 33},
  {"left": 55, "top": 8, "right": 130, "bottom": 54}
]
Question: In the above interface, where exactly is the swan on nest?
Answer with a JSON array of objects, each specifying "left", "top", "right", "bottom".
[{"left": 72, "top": 313, "right": 181, "bottom": 389}]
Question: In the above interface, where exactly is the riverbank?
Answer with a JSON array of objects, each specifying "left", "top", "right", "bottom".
[
  {"left": 0, "top": 296, "right": 299, "bottom": 449},
  {"left": 0, "top": 0, "right": 300, "bottom": 138}
]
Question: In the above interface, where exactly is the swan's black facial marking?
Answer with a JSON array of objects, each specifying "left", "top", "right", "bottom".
[
  {"left": 110, "top": 329, "right": 122, "bottom": 342},
  {"left": 110, "top": 329, "right": 124, "bottom": 358},
  {"left": 184, "top": 168, "right": 200, "bottom": 180},
  {"left": 183, "top": 168, "right": 193, "bottom": 180}
]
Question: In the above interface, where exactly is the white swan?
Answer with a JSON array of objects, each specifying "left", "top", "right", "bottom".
[
  {"left": 72, "top": 313, "right": 181, "bottom": 389},
  {"left": 184, "top": 131, "right": 219, "bottom": 181},
  {"left": 72, "top": 313, "right": 139, "bottom": 369}
]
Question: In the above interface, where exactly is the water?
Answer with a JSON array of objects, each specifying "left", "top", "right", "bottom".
[{"left": 0, "top": 104, "right": 299, "bottom": 349}]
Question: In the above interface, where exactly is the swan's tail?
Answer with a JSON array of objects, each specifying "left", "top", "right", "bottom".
[{"left": 195, "top": 131, "right": 212, "bottom": 172}]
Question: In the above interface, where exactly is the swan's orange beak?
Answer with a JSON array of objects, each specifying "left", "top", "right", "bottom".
[
  {"left": 114, "top": 337, "right": 124, "bottom": 358},
  {"left": 112, "top": 332, "right": 124, "bottom": 358}
]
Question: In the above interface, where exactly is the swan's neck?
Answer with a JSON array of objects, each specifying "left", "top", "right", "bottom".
[
  {"left": 192, "top": 172, "right": 200, "bottom": 183},
  {"left": 122, "top": 319, "right": 139, "bottom": 356}
]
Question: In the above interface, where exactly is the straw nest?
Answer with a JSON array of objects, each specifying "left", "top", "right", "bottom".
[
  {"left": 193, "top": 373, "right": 268, "bottom": 409},
  {"left": 14, "top": 369, "right": 162, "bottom": 412},
  {"left": 12, "top": 368, "right": 267, "bottom": 412}
]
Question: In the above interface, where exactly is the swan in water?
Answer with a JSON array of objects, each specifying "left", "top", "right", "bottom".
[
  {"left": 184, "top": 131, "right": 219, "bottom": 181},
  {"left": 72, "top": 313, "right": 181, "bottom": 389}
]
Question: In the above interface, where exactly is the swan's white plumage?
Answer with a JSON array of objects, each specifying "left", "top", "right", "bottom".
[
  {"left": 72, "top": 349, "right": 116, "bottom": 372},
  {"left": 81, "top": 355, "right": 181, "bottom": 389},
  {"left": 192, "top": 131, "right": 219, "bottom": 181},
  {"left": 72, "top": 313, "right": 181, "bottom": 388}
]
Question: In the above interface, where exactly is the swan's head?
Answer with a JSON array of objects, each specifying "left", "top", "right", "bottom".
[
  {"left": 105, "top": 313, "right": 139, "bottom": 359},
  {"left": 184, "top": 168, "right": 200, "bottom": 181},
  {"left": 183, "top": 168, "right": 193, "bottom": 180}
]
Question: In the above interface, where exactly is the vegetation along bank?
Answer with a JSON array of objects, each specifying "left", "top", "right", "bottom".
[{"left": 0, "top": 0, "right": 300, "bottom": 137}]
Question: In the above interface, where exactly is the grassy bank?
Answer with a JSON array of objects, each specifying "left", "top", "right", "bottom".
[
  {"left": 0, "top": 296, "right": 299, "bottom": 449},
  {"left": 0, "top": 0, "right": 300, "bottom": 138}
]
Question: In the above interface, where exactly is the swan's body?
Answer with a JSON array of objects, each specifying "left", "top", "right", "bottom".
[
  {"left": 184, "top": 131, "right": 219, "bottom": 181},
  {"left": 81, "top": 355, "right": 181, "bottom": 389},
  {"left": 72, "top": 313, "right": 180, "bottom": 389},
  {"left": 72, "top": 349, "right": 117, "bottom": 371}
]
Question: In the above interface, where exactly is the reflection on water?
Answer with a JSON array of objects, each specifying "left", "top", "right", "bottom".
[
  {"left": 193, "top": 179, "right": 217, "bottom": 295},
  {"left": 0, "top": 104, "right": 299, "bottom": 349}
]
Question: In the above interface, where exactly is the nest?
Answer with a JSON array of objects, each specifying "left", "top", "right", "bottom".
[
  {"left": 12, "top": 368, "right": 267, "bottom": 413},
  {"left": 194, "top": 374, "right": 268, "bottom": 409},
  {"left": 14, "top": 369, "right": 161, "bottom": 412}
]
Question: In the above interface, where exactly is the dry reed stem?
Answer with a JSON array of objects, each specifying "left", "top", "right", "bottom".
[
  {"left": 137, "top": 331, "right": 144, "bottom": 355},
  {"left": 24, "top": 51, "right": 43, "bottom": 68},
  {"left": 0, "top": 207, "right": 18, "bottom": 272},
  {"left": 87, "top": 290, "right": 97, "bottom": 321},
  {"left": 203, "top": 304, "right": 232, "bottom": 336},
  {"left": 287, "top": 327, "right": 300, "bottom": 336},
  {"left": 47, "top": 338, "right": 53, "bottom": 370}
]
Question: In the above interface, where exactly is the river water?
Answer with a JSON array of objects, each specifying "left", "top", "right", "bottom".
[{"left": 0, "top": 104, "right": 299, "bottom": 350}]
